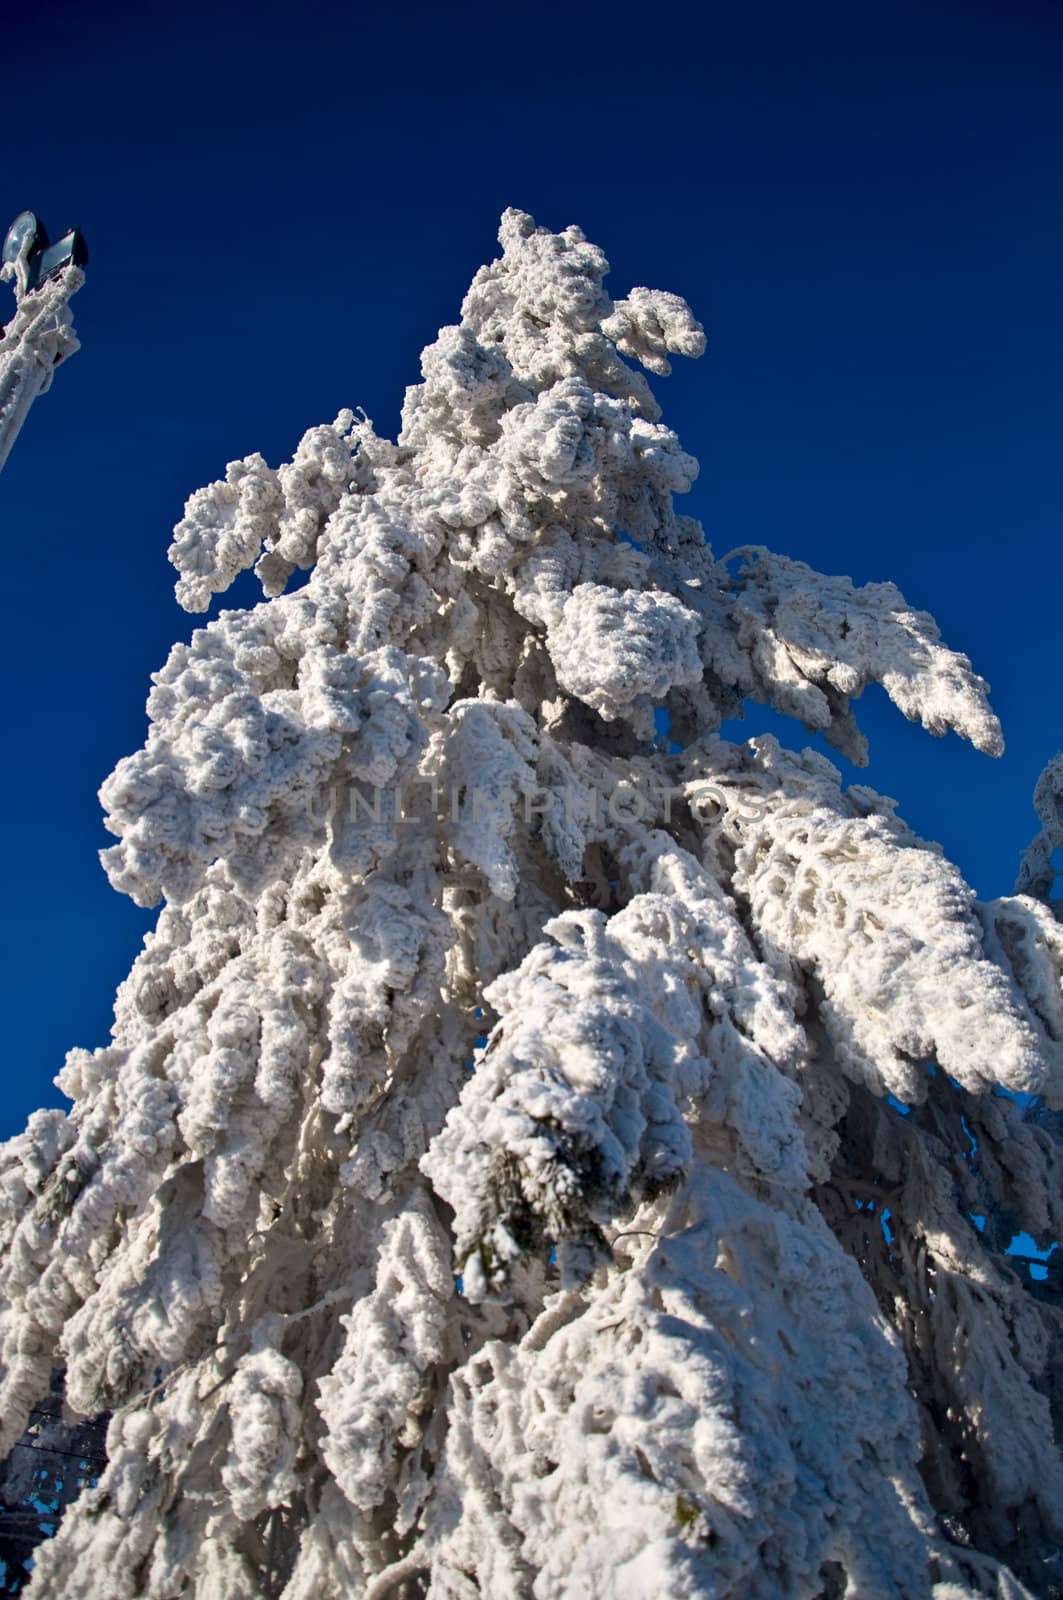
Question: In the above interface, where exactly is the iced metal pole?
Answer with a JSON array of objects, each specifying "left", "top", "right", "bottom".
[{"left": 0, "top": 212, "right": 87, "bottom": 475}]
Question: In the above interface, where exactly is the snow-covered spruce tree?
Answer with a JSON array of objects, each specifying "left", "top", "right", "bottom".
[{"left": 1, "top": 210, "right": 1060, "bottom": 1600}]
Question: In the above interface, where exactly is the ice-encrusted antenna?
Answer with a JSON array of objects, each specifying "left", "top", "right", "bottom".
[{"left": 0, "top": 210, "right": 88, "bottom": 474}]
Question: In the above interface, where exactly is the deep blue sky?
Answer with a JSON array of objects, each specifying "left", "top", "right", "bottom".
[{"left": 1, "top": 0, "right": 1060, "bottom": 1137}]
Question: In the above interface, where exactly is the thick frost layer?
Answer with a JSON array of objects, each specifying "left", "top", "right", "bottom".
[
  {"left": 0, "top": 261, "right": 83, "bottom": 474},
  {"left": 168, "top": 414, "right": 371, "bottom": 611},
  {"left": 706, "top": 737, "right": 1063, "bottom": 1105},
  {"left": 425, "top": 846, "right": 807, "bottom": 1299},
  {"left": 1, "top": 210, "right": 1059, "bottom": 1600},
  {"left": 422, "top": 1170, "right": 940, "bottom": 1600},
  {"left": 1016, "top": 751, "right": 1063, "bottom": 909},
  {"left": 713, "top": 549, "right": 1004, "bottom": 764}
]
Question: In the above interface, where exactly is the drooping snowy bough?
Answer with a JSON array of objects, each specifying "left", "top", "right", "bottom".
[{"left": 1, "top": 211, "right": 1061, "bottom": 1599}]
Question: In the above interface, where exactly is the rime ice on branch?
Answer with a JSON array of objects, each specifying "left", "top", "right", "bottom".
[{"left": 1, "top": 210, "right": 1061, "bottom": 1600}]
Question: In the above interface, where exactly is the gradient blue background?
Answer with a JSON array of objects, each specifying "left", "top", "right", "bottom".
[{"left": 1, "top": 0, "right": 1060, "bottom": 1137}]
